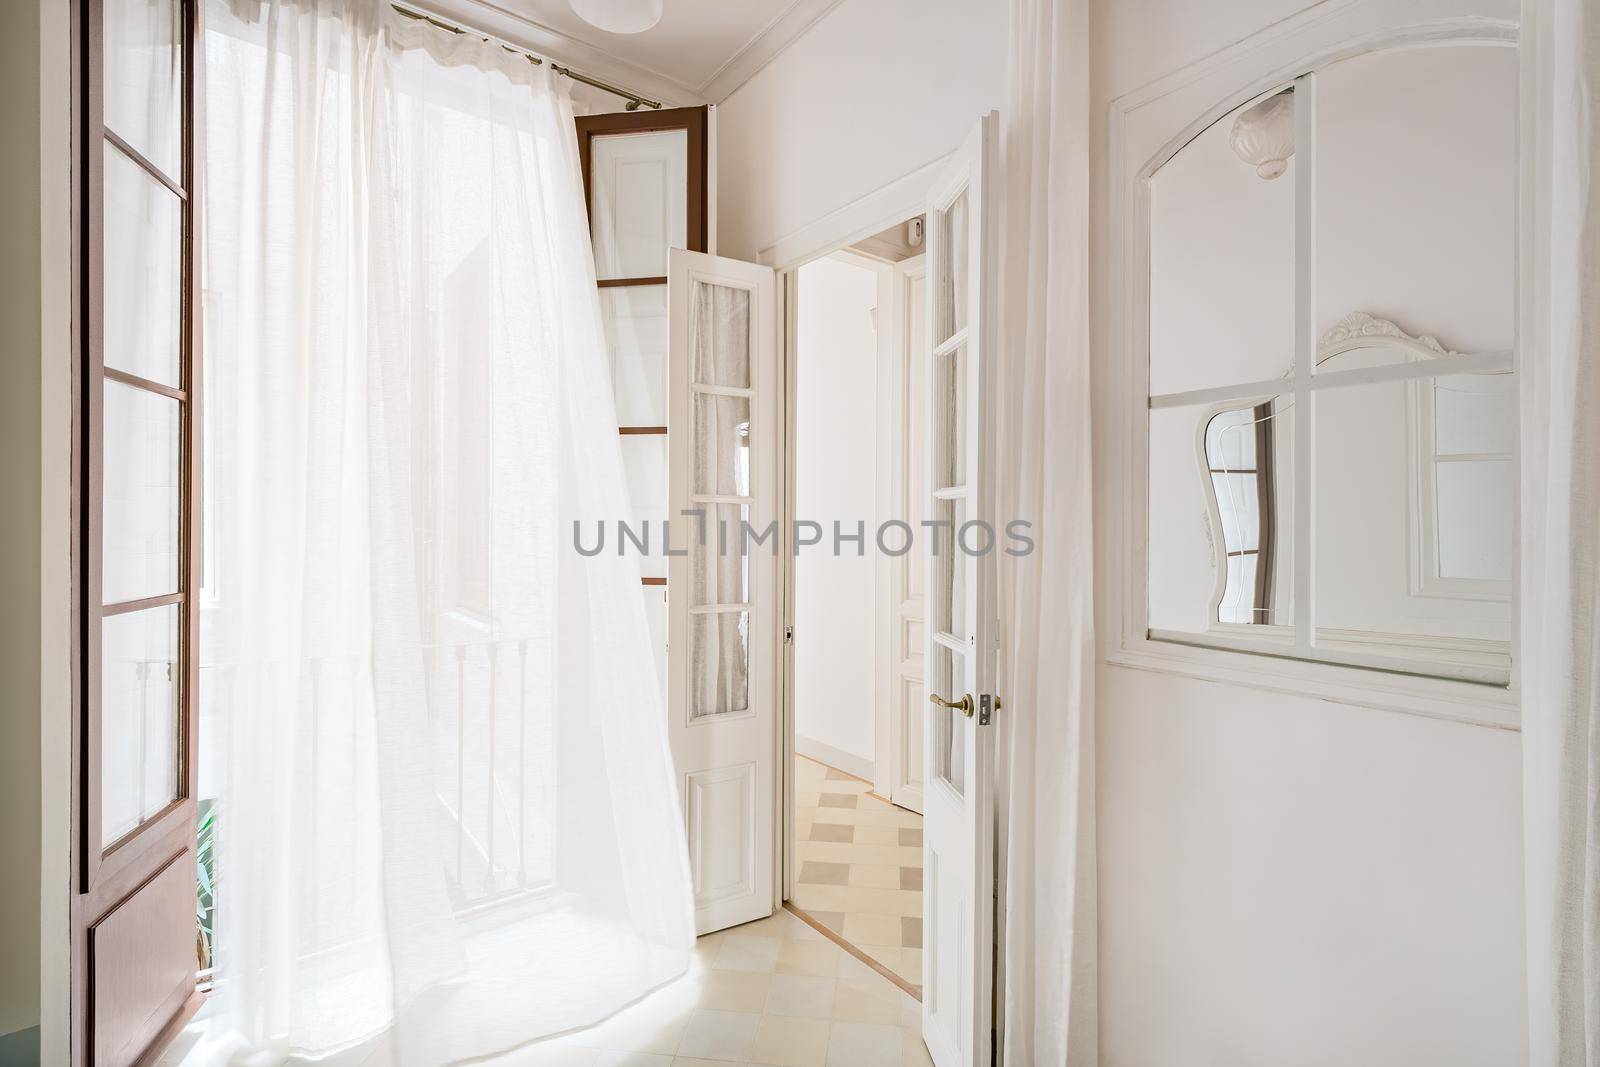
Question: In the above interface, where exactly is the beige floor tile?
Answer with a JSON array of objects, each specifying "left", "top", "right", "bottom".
[
  {"left": 764, "top": 974, "right": 837, "bottom": 1019},
  {"left": 791, "top": 884, "right": 850, "bottom": 913},
  {"left": 798, "top": 860, "right": 851, "bottom": 886},
  {"left": 714, "top": 935, "right": 783, "bottom": 973},
  {"left": 696, "top": 970, "right": 772, "bottom": 1013},
  {"left": 825, "top": 1022, "right": 903, "bottom": 1067},
  {"left": 798, "top": 840, "right": 858, "bottom": 862},
  {"left": 852, "top": 824, "right": 902, "bottom": 846},
  {"left": 593, "top": 1053, "right": 674, "bottom": 1067},
  {"left": 750, "top": 1016, "right": 831, "bottom": 1067},
  {"left": 842, "top": 912, "right": 903, "bottom": 948},
  {"left": 842, "top": 887, "right": 921, "bottom": 917},
  {"left": 675, "top": 1011, "right": 760, "bottom": 1062},
  {"left": 830, "top": 978, "right": 904, "bottom": 1025},
  {"left": 736, "top": 911, "right": 810, "bottom": 941},
  {"left": 900, "top": 1028, "right": 936, "bottom": 1067},
  {"left": 777, "top": 939, "right": 842, "bottom": 977},
  {"left": 846, "top": 863, "right": 902, "bottom": 889}
]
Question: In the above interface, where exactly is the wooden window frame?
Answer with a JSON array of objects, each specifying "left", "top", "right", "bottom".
[
  {"left": 575, "top": 106, "right": 707, "bottom": 589},
  {"left": 72, "top": 0, "right": 205, "bottom": 1061}
]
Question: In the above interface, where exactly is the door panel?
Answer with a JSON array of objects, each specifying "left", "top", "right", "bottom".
[
  {"left": 891, "top": 256, "right": 928, "bottom": 814},
  {"left": 89, "top": 853, "right": 195, "bottom": 1067},
  {"left": 921, "top": 113, "right": 999, "bottom": 1067},
  {"left": 667, "top": 249, "right": 779, "bottom": 934},
  {"left": 74, "top": 0, "right": 203, "bottom": 1061}
]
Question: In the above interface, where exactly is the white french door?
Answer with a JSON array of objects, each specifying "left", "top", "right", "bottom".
[
  {"left": 921, "top": 113, "right": 999, "bottom": 1067},
  {"left": 666, "top": 248, "right": 781, "bottom": 935}
]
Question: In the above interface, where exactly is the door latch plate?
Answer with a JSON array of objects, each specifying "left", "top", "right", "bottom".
[{"left": 978, "top": 693, "right": 993, "bottom": 726}]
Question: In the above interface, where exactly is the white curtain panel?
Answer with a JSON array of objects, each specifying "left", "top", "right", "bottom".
[
  {"left": 995, "top": 0, "right": 1096, "bottom": 1063},
  {"left": 1523, "top": 0, "right": 1600, "bottom": 1062},
  {"left": 199, "top": 1, "right": 694, "bottom": 1061}
]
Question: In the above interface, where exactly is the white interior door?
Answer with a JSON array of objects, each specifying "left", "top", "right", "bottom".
[
  {"left": 890, "top": 254, "right": 928, "bottom": 815},
  {"left": 921, "top": 113, "right": 999, "bottom": 1067},
  {"left": 667, "top": 248, "right": 780, "bottom": 935}
]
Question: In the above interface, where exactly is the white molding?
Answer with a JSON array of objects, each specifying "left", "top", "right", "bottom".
[
  {"left": 759, "top": 153, "right": 951, "bottom": 271},
  {"left": 1106, "top": 0, "right": 1523, "bottom": 729},
  {"left": 698, "top": 0, "right": 848, "bottom": 103},
  {"left": 795, "top": 733, "right": 875, "bottom": 784}
]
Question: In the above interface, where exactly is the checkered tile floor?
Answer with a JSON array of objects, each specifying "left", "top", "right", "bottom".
[{"left": 790, "top": 755, "right": 923, "bottom": 993}]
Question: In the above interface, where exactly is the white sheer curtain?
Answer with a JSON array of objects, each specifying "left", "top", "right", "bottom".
[
  {"left": 1523, "top": 0, "right": 1600, "bottom": 1062},
  {"left": 995, "top": 0, "right": 1096, "bottom": 1063},
  {"left": 199, "top": 1, "right": 694, "bottom": 1061}
]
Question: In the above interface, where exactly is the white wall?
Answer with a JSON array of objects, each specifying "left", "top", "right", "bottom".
[
  {"left": 1092, "top": 1, "right": 1528, "bottom": 1064},
  {"left": 714, "top": 0, "right": 1007, "bottom": 261},
  {"left": 794, "top": 254, "right": 881, "bottom": 775}
]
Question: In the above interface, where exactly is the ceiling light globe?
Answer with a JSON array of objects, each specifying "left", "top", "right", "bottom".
[{"left": 568, "top": 0, "right": 663, "bottom": 34}]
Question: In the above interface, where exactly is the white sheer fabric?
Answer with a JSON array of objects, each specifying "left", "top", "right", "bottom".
[
  {"left": 995, "top": 0, "right": 1097, "bottom": 1062},
  {"left": 688, "top": 282, "right": 750, "bottom": 718},
  {"left": 1523, "top": 0, "right": 1600, "bottom": 1062},
  {"left": 199, "top": 1, "right": 694, "bottom": 1061}
]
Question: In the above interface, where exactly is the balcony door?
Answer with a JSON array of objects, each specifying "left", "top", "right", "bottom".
[{"left": 72, "top": 0, "right": 204, "bottom": 1063}]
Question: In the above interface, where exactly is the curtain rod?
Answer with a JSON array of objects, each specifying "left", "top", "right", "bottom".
[{"left": 391, "top": 3, "right": 664, "bottom": 110}]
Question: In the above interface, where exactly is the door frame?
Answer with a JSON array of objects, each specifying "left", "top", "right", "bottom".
[{"left": 757, "top": 166, "right": 954, "bottom": 904}]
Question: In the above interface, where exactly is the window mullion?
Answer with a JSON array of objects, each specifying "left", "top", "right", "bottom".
[{"left": 1291, "top": 71, "right": 1316, "bottom": 656}]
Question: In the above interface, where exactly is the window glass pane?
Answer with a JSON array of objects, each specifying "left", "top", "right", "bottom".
[
  {"left": 1149, "top": 398, "right": 1293, "bottom": 633},
  {"left": 105, "top": 142, "right": 182, "bottom": 388},
  {"left": 930, "top": 496, "right": 968, "bottom": 643},
  {"left": 105, "top": 0, "right": 183, "bottom": 179},
  {"left": 691, "top": 282, "right": 751, "bottom": 388},
  {"left": 1314, "top": 45, "right": 1515, "bottom": 369},
  {"left": 935, "top": 344, "right": 966, "bottom": 490},
  {"left": 590, "top": 129, "right": 687, "bottom": 280},
  {"left": 1434, "top": 371, "right": 1515, "bottom": 456},
  {"left": 1436, "top": 460, "right": 1515, "bottom": 582},
  {"left": 693, "top": 503, "right": 750, "bottom": 607},
  {"left": 935, "top": 190, "right": 969, "bottom": 347},
  {"left": 693, "top": 393, "right": 750, "bottom": 497},
  {"left": 601, "top": 285, "right": 668, "bottom": 426},
  {"left": 1149, "top": 87, "right": 1296, "bottom": 395},
  {"left": 930, "top": 643, "right": 965, "bottom": 797},
  {"left": 102, "top": 604, "right": 181, "bottom": 843},
  {"left": 690, "top": 611, "right": 749, "bottom": 720},
  {"left": 619, "top": 435, "right": 666, "bottom": 580},
  {"left": 103, "top": 379, "right": 180, "bottom": 604},
  {"left": 1315, "top": 379, "right": 1511, "bottom": 648}
]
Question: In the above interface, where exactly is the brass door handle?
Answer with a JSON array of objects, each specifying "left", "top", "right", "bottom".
[{"left": 929, "top": 692, "right": 974, "bottom": 718}]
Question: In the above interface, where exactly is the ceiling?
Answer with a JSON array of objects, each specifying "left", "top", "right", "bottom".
[{"left": 432, "top": 0, "right": 845, "bottom": 105}]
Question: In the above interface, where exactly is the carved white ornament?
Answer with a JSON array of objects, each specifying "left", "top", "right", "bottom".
[
  {"left": 1317, "top": 311, "right": 1460, "bottom": 361},
  {"left": 1229, "top": 91, "right": 1296, "bottom": 180}
]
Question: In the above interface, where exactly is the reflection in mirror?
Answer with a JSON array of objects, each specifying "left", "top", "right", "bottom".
[
  {"left": 1147, "top": 396, "right": 1292, "bottom": 637},
  {"left": 1144, "top": 39, "right": 1517, "bottom": 683},
  {"left": 1204, "top": 400, "right": 1289, "bottom": 625},
  {"left": 1149, "top": 86, "right": 1296, "bottom": 396}
]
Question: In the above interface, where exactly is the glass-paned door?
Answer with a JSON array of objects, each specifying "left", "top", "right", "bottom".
[
  {"left": 921, "top": 113, "right": 1000, "bottom": 1067},
  {"left": 76, "top": 0, "right": 204, "bottom": 1063},
  {"left": 666, "top": 249, "right": 778, "bottom": 935}
]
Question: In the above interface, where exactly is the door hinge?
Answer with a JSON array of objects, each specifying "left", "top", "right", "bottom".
[{"left": 978, "top": 692, "right": 998, "bottom": 726}]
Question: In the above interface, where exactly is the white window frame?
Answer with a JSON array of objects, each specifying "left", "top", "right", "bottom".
[{"left": 1106, "top": 0, "right": 1527, "bottom": 729}]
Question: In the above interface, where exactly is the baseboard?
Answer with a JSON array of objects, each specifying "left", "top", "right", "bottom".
[
  {"left": 794, "top": 734, "right": 874, "bottom": 783},
  {"left": 0, "top": 1025, "right": 40, "bottom": 1066}
]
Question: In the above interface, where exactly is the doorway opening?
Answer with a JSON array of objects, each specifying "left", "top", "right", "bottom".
[{"left": 785, "top": 215, "right": 928, "bottom": 998}]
